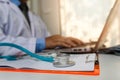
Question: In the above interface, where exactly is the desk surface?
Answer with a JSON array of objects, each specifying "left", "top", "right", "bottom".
[{"left": 0, "top": 54, "right": 120, "bottom": 80}]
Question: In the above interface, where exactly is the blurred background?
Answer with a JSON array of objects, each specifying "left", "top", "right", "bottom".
[{"left": 28, "top": 0, "right": 120, "bottom": 47}]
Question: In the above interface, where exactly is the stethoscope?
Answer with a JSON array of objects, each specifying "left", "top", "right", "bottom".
[{"left": 0, "top": 43, "right": 75, "bottom": 68}]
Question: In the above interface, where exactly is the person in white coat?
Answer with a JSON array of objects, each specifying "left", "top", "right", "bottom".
[{"left": 0, "top": 0, "right": 84, "bottom": 57}]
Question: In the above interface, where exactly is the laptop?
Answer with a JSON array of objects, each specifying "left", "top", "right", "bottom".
[{"left": 60, "top": 0, "right": 119, "bottom": 54}]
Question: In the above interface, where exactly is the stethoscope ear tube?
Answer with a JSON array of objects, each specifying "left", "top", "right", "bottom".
[{"left": 0, "top": 43, "right": 54, "bottom": 62}]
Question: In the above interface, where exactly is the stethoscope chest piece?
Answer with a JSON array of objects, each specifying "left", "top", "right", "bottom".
[{"left": 53, "top": 53, "right": 75, "bottom": 68}]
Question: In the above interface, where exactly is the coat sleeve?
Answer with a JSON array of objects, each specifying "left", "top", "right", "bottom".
[
  {"left": 29, "top": 12, "right": 51, "bottom": 38},
  {"left": 0, "top": 3, "right": 36, "bottom": 56}
]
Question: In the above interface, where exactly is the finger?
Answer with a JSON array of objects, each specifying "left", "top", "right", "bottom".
[
  {"left": 64, "top": 39, "right": 77, "bottom": 47},
  {"left": 57, "top": 37, "right": 77, "bottom": 47},
  {"left": 68, "top": 37, "right": 85, "bottom": 46},
  {"left": 56, "top": 41, "right": 71, "bottom": 48}
]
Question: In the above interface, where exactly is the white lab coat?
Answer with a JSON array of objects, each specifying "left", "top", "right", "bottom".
[{"left": 0, "top": 0, "right": 50, "bottom": 56}]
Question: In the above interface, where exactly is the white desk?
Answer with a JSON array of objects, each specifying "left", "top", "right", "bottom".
[{"left": 0, "top": 54, "right": 120, "bottom": 80}]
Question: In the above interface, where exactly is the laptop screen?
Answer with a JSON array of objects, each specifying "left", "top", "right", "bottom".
[{"left": 94, "top": 0, "right": 120, "bottom": 51}]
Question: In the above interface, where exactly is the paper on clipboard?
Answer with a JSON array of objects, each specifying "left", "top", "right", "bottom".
[{"left": 0, "top": 53, "right": 96, "bottom": 71}]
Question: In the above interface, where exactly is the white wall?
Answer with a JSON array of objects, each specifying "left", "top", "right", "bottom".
[
  {"left": 60, "top": 0, "right": 120, "bottom": 47},
  {"left": 28, "top": 0, "right": 60, "bottom": 35}
]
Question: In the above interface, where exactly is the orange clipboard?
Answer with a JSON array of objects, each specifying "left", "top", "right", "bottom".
[
  {"left": 0, "top": 52, "right": 100, "bottom": 76},
  {"left": 0, "top": 63, "right": 100, "bottom": 76}
]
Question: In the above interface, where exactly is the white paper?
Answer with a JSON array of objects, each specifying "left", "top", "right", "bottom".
[{"left": 0, "top": 53, "right": 96, "bottom": 71}]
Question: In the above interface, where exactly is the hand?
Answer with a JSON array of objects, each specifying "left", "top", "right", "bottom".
[{"left": 45, "top": 35, "right": 84, "bottom": 49}]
